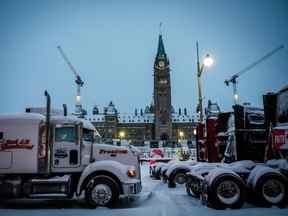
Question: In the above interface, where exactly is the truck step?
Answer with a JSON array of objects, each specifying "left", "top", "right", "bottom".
[
  {"left": 28, "top": 193, "right": 69, "bottom": 199},
  {"left": 24, "top": 175, "right": 71, "bottom": 197}
]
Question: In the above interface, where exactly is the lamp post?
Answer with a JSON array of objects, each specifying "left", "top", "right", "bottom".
[
  {"left": 196, "top": 41, "right": 214, "bottom": 123},
  {"left": 179, "top": 131, "right": 184, "bottom": 140}
]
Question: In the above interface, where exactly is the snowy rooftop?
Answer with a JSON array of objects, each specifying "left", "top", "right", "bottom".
[
  {"left": 86, "top": 102, "right": 197, "bottom": 124},
  {"left": 86, "top": 112, "right": 196, "bottom": 124},
  {"left": 86, "top": 114, "right": 106, "bottom": 123}
]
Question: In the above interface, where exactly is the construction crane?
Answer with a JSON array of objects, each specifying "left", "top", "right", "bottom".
[
  {"left": 57, "top": 45, "right": 84, "bottom": 116},
  {"left": 225, "top": 45, "right": 284, "bottom": 104}
]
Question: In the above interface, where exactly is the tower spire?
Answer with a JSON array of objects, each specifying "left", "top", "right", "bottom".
[{"left": 157, "top": 23, "right": 166, "bottom": 57}]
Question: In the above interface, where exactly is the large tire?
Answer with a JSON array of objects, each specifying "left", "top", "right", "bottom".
[
  {"left": 186, "top": 183, "right": 192, "bottom": 196},
  {"left": 207, "top": 175, "right": 246, "bottom": 209},
  {"left": 189, "top": 180, "right": 201, "bottom": 198},
  {"left": 174, "top": 172, "right": 188, "bottom": 185},
  {"left": 85, "top": 176, "right": 120, "bottom": 208},
  {"left": 168, "top": 180, "right": 176, "bottom": 188},
  {"left": 253, "top": 173, "right": 286, "bottom": 207},
  {"left": 154, "top": 170, "right": 161, "bottom": 180},
  {"left": 186, "top": 182, "right": 201, "bottom": 198},
  {"left": 162, "top": 171, "right": 168, "bottom": 183}
]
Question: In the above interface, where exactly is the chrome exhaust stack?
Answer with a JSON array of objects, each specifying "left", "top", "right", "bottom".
[
  {"left": 63, "top": 104, "right": 68, "bottom": 116},
  {"left": 44, "top": 90, "right": 51, "bottom": 173}
]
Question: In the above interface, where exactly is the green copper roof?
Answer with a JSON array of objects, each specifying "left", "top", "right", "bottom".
[{"left": 157, "top": 34, "right": 166, "bottom": 57}]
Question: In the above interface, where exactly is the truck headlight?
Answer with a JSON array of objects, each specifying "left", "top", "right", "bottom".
[{"left": 127, "top": 168, "right": 136, "bottom": 177}]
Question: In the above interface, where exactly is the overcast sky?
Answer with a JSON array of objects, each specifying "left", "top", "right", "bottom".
[{"left": 0, "top": 0, "right": 287, "bottom": 115}]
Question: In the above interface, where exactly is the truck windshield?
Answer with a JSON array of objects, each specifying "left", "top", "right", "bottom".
[
  {"left": 247, "top": 113, "right": 264, "bottom": 124},
  {"left": 83, "top": 129, "right": 94, "bottom": 143},
  {"left": 55, "top": 127, "right": 76, "bottom": 143}
]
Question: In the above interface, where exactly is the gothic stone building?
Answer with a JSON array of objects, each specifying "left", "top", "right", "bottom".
[{"left": 86, "top": 33, "right": 197, "bottom": 147}]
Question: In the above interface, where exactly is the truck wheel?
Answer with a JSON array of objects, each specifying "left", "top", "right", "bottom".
[
  {"left": 174, "top": 172, "right": 187, "bottom": 185},
  {"left": 186, "top": 183, "right": 200, "bottom": 197},
  {"left": 155, "top": 172, "right": 161, "bottom": 180},
  {"left": 255, "top": 173, "right": 286, "bottom": 207},
  {"left": 189, "top": 181, "right": 201, "bottom": 198},
  {"left": 186, "top": 184, "right": 192, "bottom": 196},
  {"left": 162, "top": 176, "right": 167, "bottom": 183},
  {"left": 168, "top": 180, "right": 176, "bottom": 188},
  {"left": 85, "top": 176, "right": 119, "bottom": 208},
  {"left": 208, "top": 175, "right": 245, "bottom": 209}
]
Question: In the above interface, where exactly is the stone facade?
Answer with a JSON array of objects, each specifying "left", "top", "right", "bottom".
[{"left": 86, "top": 33, "right": 197, "bottom": 147}]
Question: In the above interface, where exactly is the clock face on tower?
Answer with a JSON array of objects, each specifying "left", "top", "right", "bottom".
[
  {"left": 158, "top": 60, "right": 165, "bottom": 68},
  {"left": 159, "top": 79, "right": 167, "bottom": 85}
]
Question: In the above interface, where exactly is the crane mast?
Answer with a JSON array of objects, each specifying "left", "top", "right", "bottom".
[
  {"left": 225, "top": 45, "right": 284, "bottom": 104},
  {"left": 57, "top": 46, "right": 84, "bottom": 116}
]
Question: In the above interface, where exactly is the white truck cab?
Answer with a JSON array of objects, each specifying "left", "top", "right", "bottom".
[{"left": 0, "top": 92, "right": 141, "bottom": 207}]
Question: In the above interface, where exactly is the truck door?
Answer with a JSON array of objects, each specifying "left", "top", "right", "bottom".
[{"left": 52, "top": 124, "right": 81, "bottom": 168}]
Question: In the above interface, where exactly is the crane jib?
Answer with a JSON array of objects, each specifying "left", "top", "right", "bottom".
[{"left": 225, "top": 44, "right": 284, "bottom": 104}]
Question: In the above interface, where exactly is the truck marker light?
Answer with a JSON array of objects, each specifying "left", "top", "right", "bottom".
[
  {"left": 0, "top": 139, "right": 33, "bottom": 151},
  {"left": 127, "top": 169, "right": 136, "bottom": 177}
]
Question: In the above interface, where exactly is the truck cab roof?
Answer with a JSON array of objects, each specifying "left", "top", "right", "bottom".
[
  {"left": 0, "top": 113, "right": 45, "bottom": 124},
  {"left": 51, "top": 115, "right": 96, "bottom": 131},
  {"left": 0, "top": 113, "right": 96, "bottom": 131}
]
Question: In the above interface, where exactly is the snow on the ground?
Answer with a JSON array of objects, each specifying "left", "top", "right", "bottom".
[{"left": 0, "top": 163, "right": 287, "bottom": 216}]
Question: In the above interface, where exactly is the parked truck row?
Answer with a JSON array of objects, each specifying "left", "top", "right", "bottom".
[
  {"left": 150, "top": 85, "right": 288, "bottom": 209},
  {"left": 151, "top": 158, "right": 287, "bottom": 209}
]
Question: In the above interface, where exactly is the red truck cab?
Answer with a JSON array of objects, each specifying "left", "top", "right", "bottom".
[{"left": 264, "top": 85, "right": 288, "bottom": 158}]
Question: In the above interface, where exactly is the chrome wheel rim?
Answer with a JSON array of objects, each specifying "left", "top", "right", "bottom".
[
  {"left": 262, "top": 179, "right": 285, "bottom": 204},
  {"left": 175, "top": 173, "right": 186, "bottom": 184},
  {"left": 216, "top": 180, "right": 240, "bottom": 205},
  {"left": 191, "top": 182, "right": 200, "bottom": 194},
  {"left": 91, "top": 184, "right": 112, "bottom": 206}
]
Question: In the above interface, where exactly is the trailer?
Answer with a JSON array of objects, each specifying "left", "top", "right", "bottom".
[{"left": 185, "top": 160, "right": 287, "bottom": 209}]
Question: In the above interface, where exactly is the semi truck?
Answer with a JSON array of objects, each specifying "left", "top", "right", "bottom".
[
  {"left": 224, "top": 104, "right": 266, "bottom": 162},
  {"left": 195, "top": 100, "right": 223, "bottom": 162},
  {"left": 263, "top": 85, "right": 288, "bottom": 159},
  {"left": 0, "top": 92, "right": 141, "bottom": 207}
]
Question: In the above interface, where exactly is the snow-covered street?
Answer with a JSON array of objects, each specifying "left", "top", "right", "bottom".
[{"left": 0, "top": 164, "right": 287, "bottom": 216}]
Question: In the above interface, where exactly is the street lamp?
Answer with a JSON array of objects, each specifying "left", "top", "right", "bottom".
[
  {"left": 119, "top": 131, "right": 125, "bottom": 139},
  {"left": 234, "top": 92, "right": 239, "bottom": 103},
  {"left": 193, "top": 128, "right": 197, "bottom": 136},
  {"left": 119, "top": 131, "right": 125, "bottom": 146},
  {"left": 178, "top": 131, "right": 185, "bottom": 147},
  {"left": 196, "top": 41, "right": 214, "bottom": 122},
  {"left": 179, "top": 131, "right": 184, "bottom": 139},
  {"left": 203, "top": 54, "right": 214, "bottom": 67}
]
